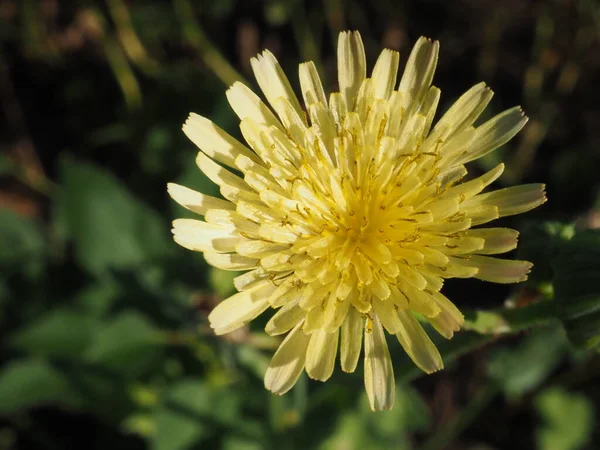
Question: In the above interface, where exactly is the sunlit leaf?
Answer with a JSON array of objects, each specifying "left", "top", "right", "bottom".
[
  {"left": 487, "top": 325, "right": 567, "bottom": 397},
  {"left": 152, "top": 379, "right": 239, "bottom": 450},
  {"left": 85, "top": 311, "right": 163, "bottom": 378},
  {"left": 0, "top": 360, "right": 83, "bottom": 413},
  {"left": 535, "top": 388, "right": 595, "bottom": 450},
  {"left": 59, "top": 158, "right": 172, "bottom": 273},
  {"left": 10, "top": 309, "right": 98, "bottom": 359}
]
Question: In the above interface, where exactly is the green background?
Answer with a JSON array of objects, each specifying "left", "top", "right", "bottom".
[{"left": 1, "top": 0, "right": 599, "bottom": 449}]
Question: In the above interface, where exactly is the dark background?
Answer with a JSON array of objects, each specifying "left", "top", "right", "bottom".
[{"left": 0, "top": 0, "right": 599, "bottom": 449}]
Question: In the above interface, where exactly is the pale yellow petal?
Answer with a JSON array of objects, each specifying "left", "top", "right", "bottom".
[
  {"left": 226, "top": 81, "right": 283, "bottom": 129},
  {"left": 208, "top": 281, "right": 276, "bottom": 335},
  {"left": 371, "top": 49, "right": 399, "bottom": 100},
  {"left": 299, "top": 61, "right": 327, "bottom": 108},
  {"left": 420, "top": 86, "right": 441, "bottom": 136},
  {"left": 236, "top": 239, "right": 289, "bottom": 258},
  {"left": 464, "top": 184, "right": 547, "bottom": 218},
  {"left": 396, "top": 310, "right": 443, "bottom": 374},
  {"left": 183, "top": 113, "right": 262, "bottom": 168},
  {"left": 264, "top": 322, "right": 310, "bottom": 394},
  {"left": 337, "top": 30, "right": 366, "bottom": 109},
  {"left": 372, "top": 297, "right": 403, "bottom": 334},
  {"left": 171, "top": 219, "right": 241, "bottom": 253},
  {"left": 429, "top": 82, "right": 493, "bottom": 142},
  {"left": 306, "top": 328, "right": 339, "bottom": 381},
  {"left": 364, "top": 314, "right": 395, "bottom": 411},
  {"left": 340, "top": 306, "right": 363, "bottom": 373},
  {"left": 427, "top": 291, "right": 464, "bottom": 339},
  {"left": 167, "top": 183, "right": 234, "bottom": 215},
  {"left": 466, "top": 228, "right": 519, "bottom": 255},
  {"left": 453, "top": 106, "right": 528, "bottom": 165},
  {"left": 233, "top": 268, "right": 269, "bottom": 291},
  {"left": 459, "top": 255, "right": 532, "bottom": 283},
  {"left": 398, "top": 37, "right": 439, "bottom": 111},
  {"left": 195, "top": 152, "right": 251, "bottom": 193},
  {"left": 203, "top": 252, "right": 258, "bottom": 271},
  {"left": 265, "top": 298, "right": 304, "bottom": 336},
  {"left": 251, "top": 50, "right": 304, "bottom": 118}
]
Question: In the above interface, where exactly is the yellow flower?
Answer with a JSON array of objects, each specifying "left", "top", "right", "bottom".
[{"left": 168, "top": 31, "right": 546, "bottom": 410}]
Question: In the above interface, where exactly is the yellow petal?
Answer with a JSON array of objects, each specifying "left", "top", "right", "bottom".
[
  {"left": 337, "top": 31, "right": 366, "bottom": 109},
  {"left": 466, "top": 228, "right": 519, "bottom": 255},
  {"left": 459, "top": 255, "right": 532, "bottom": 283},
  {"left": 340, "top": 307, "right": 363, "bottom": 372},
  {"left": 196, "top": 152, "right": 251, "bottom": 193},
  {"left": 233, "top": 268, "right": 269, "bottom": 291},
  {"left": 299, "top": 61, "right": 327, "bottom": 108},
  {"left": 167, "top": 183, "right": 234, "bottom": 216},
  {"left": 395, "top": 310, "right": 443, "bottom": 373},
  {"left": 453, "top": 106, "right": 528, "bottom": 165},
  {"left": 208, "top": 281, "right": 276, "bottom": 335},
  {"left": 364, "top": 314, "right": 395, "bottom": 411},
  {"left": 427, "top": 291, "right": 464, "bottom": 339},
  {"left": 465, "top": 184, "right": 547, "bottom": 218},
  {"left": 236, "top": 239, "right": 289, "bottom": 258},
  {"left": 226, "top": 81, "right": 282, "bottom": 129},
  {"left": 251, "top": 50, "right": 304, "bottom": 118},
  {"left": 371, "top": 49, "right": 399, "bottom": 100},
  {"left": 204, "top": 209, "right": 260, "bottom": 236},
  {"left": 171, "top": 219, "right": 241, "bottom": 253},
  {"left": 438, "top": 163, "right": 505, "bottom": 202},
  {"left": 429, "top": 82, "right": 493, "bottom": 142},
  {"left": 306, "top": 328, "right": 339, "bottom": 381},
  {"left": 203, "top": 252, "right": 258, "bottom": 271},
  {"left": 183, "top": 113, "right": 262, "bottom": 168},
  {"left": 420, "top": 86, "right": 441, "bottom": 136},
  {"left": 264, "top": 322, "right": 310, "bottom": 395},
  {"left": 398, "top": 37, "right": 439, "bottom": 112},
  {"left": 372, "top": 298, "right": 403, "bottom": 334},
  {"left": 265, "top": 298, "right": 304, "bottom": 336}
]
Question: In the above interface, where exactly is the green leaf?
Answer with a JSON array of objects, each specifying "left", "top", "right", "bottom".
[
  {"left": 517, "top": 221, "right": 575, "bottom": 286},
  {"left": 10, "top": 309, "right": 97, "bottom": 359},
  {"left": 554, "top": 230, "right": 600, "bottom": 349},
  {"left": 141, "top": 126, "right": 174, "bottom": 175},
  {"left": 209, "top": 268, "right": 239, "bottom": 297},
  {"left": 85, "top": 311, "right": 163, "bottom": 377},
  {"left": 74, "top": 279, "right": 121, "bottom": 318},
  {"left": 535, "top": 388, "right": 595, "bottom": 450},
  {"left": 0, "top": 208, "right": 45, "bottom": 278},
  {"left": 0, "top": 359, "right": 83, "bottom": 414},
  {"left": 487, "top": 325, "right": 567, "bottom": 397},
  {"left": 0, "top": 153, "right": 16, "bottom": 175},
  {"left": 321, "top": 386, "right": 431, "bottom": 450},
  {"left": 152, "top": 379, "right": 239, "bottom": 450},
  {"left": 59, "top": 157, "right": 172, "bottom": 273}
]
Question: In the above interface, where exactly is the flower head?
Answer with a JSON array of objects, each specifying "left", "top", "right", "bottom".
[{"left": 168, "top": 31, "right": 546, "bottom": 410}]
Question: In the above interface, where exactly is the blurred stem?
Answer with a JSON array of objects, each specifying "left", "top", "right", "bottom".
[
  {"left": 463, "top": 299, "right": 558, "bottom": 335},
  {"left": 290, "top": 2, "right": 323, "bottom": 74},
  {"left": 103, "top": 34, "right": 143, "bottom": 111},
  {"left": 399, "top": 331, "right": 494, "bottom": 384},
  {"left": 106, "top": 0, "right": 161, "bottom": 76},
  {"left": 398, "top": 300, "right": 558, "bottom": 384},
  {"left": 91, "top": 8, "right": 143, "bottom": 111},
  {"left": 418, "top": 384, "right": 500, "bottom": 450},
  {"left": 323, "top": 0, "right": 345, "bottom": 50},
  {"left": 174, "top": 0, "right": 248, "bottom": 87},
  {"left": 0, "top": 49, "right": 56, "bottom": 196}
]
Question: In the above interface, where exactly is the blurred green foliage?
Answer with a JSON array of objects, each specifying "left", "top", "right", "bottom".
[{"left": 1, "top": 0, "right": 599, "bottom": 449}]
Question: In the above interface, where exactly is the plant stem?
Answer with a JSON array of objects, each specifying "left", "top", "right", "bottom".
[
  {"left": 418, "top": 384, "right": 500, "bottom": 450},
  {"left": 174, "top": 0, "right": 249, "bottom": 87},
  {"left": 463, "top": 300, "right": 558, "bottom": 335}
]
